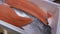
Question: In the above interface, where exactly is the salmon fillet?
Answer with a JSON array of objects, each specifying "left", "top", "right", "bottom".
[
  {"left": 5, "top": 0, "right": 49, "bottom": 25},
  {"left": 0, "top": 4, "right": 32, "bottom": 27}
]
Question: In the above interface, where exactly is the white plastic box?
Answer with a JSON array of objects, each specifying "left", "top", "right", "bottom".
[
  {"left": 23, "top": 0, "right": 60, "bottom": 34},
  {"left": 0, "top": 0, "right": 60, "bottom": 34},
  {"left": 30, "top": 0, "right": 60, "bottom": 34}
]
